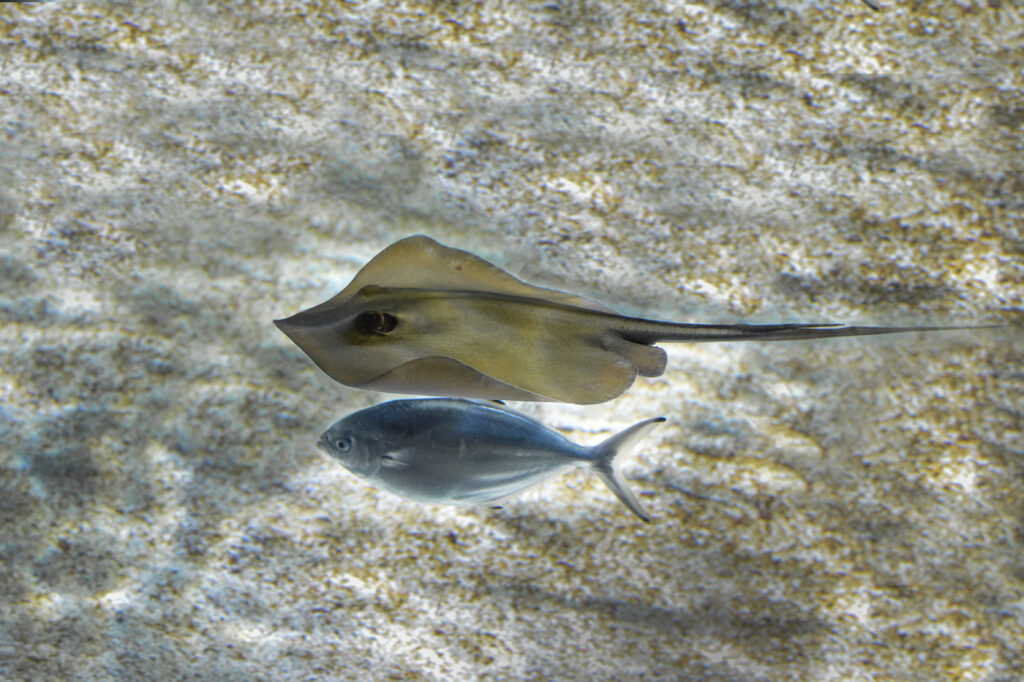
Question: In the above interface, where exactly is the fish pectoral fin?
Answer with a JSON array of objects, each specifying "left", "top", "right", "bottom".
[{"left": 380, "top": 455, "right": 409, "bottom": 470}]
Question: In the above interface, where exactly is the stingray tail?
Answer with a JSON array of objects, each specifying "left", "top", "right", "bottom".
[
  {"left": 619, "top": 320, "right": 997, "bottom": 345},
  {"left": 588, "top": 417, "right": 665, "bottom": 524}
]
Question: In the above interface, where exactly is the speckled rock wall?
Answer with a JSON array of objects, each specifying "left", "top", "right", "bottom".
[{"left": 1, "top": 1, "right": 1022, "bottom": 680}]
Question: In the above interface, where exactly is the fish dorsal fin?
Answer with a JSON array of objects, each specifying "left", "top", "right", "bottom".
[{"left": 326, "top": 235, "right": 613, "bottom": 312}]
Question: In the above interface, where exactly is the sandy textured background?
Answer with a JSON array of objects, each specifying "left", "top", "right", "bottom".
[{"left": 1, "top": 1, "right": 1022, "bottom": 680}]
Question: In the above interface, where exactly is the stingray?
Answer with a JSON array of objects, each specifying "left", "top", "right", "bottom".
[{"left": 275, "top": 235, "right": 985, "bottom": 404}]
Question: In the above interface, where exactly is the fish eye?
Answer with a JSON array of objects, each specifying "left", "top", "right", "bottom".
[
  {"left": 354, "top": 311, "right": 398, "bottom": 336},
  {"left": 336, "top": 439, "right": 351, "bottom": 452}
]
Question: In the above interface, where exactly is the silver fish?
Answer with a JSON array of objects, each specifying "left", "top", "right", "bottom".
[{"left": 317, "top": 398, "right": 664, "bottom": 523}]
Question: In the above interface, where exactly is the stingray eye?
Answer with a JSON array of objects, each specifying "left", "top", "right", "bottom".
[
  {"left": 335, "top": 439, "right": 351, "bottom": 452},
  {"left": 354, "top": 311, "right": 398, "bottom": 336}
]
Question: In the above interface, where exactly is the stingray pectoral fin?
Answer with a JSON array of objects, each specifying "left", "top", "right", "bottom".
[
  {"left": 419, "top": 300, "right": 643, "bottom": 403},
  {"left": 320, "top": 235, "right": 614, "bottom": 313},
  {"left": 472, "top": 339, "right": 640, "bottom": 404},
  {"left": 359, "top": 356, "right": 554, "bottom": 401}
]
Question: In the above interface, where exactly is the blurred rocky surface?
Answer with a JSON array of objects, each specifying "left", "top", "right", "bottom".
[{"left": 1, "top": 1, "right": 1021, "bottom": 680}]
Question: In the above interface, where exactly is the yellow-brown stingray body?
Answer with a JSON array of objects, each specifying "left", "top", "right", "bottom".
[
  {"left": 275, "top": 235, "right": 992, "bottom": 404},
  {"left": 275, "top": 286, "right": 665, "bottom": 403}
]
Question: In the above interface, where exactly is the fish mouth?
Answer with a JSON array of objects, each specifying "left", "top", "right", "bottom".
[{"left": 315, "top": 440, "right": 328, "bottom": 454}]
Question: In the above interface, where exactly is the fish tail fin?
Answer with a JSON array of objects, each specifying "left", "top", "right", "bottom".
[{"left": 589, "top": 417, "right": 665, "bottom": 524}]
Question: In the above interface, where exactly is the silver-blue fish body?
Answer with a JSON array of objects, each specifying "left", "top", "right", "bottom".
[{"left": 318, "top": 398, "right": 663, "bottom": 522}]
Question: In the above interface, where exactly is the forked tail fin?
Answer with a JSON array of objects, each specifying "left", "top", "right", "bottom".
[{"left": 589, "top": 417, "right": 666, "bottom": 523}]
